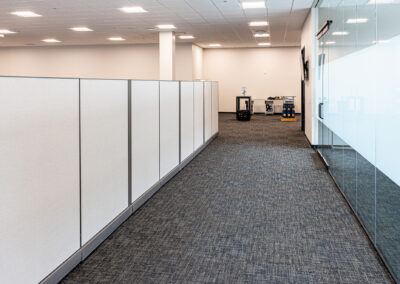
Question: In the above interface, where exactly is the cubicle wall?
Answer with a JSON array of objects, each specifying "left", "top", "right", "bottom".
[
  {"left": 204, "top": 81, "right": 212, "bottom": 142},
  {"left": 0, "top": 77, "right": 81, "bottom": 284},
  {"left": 80, "top": 79, "right": 129, "bottom": 245},
  {"left": 131, "top": 80, "right": 160, "bottom": 202},
  {"left": 180, "top": 82, "right": 195, "bottom": 161},
  {"left": 0, "top": 77, "right": 218, "bottom": 284},
  {"left": 160, "top": 81, "right": 180, "bottom": 178},
  {"left": 194, "top": 82, "right": 204, "bottom": 150},
  {"left": 211, "top": 81, "right": 219, "bottom": 136}
]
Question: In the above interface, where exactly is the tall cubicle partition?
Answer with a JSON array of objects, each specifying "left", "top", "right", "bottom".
[{"left": 0, "top": 77, "right": 219, "bottom": 284}]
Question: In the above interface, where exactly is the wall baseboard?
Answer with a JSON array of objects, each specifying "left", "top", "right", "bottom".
[{"left": 40, "top": 132, "right": 218, "bottom": 284}]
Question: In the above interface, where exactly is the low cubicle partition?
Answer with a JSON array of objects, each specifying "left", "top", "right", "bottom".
[{"left": 0, "top": 77, "right": 219, "bottom": 284}]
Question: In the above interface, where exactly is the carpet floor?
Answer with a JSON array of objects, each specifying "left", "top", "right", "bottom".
[{"left": 62, "top": 114, "right": 393, "bottom": 283}]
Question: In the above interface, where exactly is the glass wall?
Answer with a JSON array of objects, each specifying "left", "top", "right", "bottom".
[{"left": 316, "top": 0, "right": 400, "bottom": 280}]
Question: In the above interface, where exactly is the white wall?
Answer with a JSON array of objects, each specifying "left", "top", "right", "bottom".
[
  {"left": 0, "top": 43, "right": 303, "bottom": 113},
  {"left": 176, "top": 44, "right": 193, "bottom": 81},
  {"left": 0, "top": 43, "right": 193, "bottom": 80},
  {"left": 203, "top": 47, "right": 301, "bottom": 113},
  {"left": 301, "top": 9, "right": 318, "bottom": 144}
]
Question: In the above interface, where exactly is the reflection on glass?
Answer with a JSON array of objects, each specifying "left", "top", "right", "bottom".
[
  {"left": 356, "top": 153, "right": 375, "bottom": 240},
  {"left": 376, "top": 170, "right": 400, "bottom": 280},
  {"left": 317, "top": 0, "right": 400, "bottom": 281}
]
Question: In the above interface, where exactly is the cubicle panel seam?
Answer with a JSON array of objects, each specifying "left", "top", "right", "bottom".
[
  {"left": 179, "top": 81, "right": 182, "bottom": 164},
  {"left": 128, "top": 80, "right": 132, "bottom": 205},
  {"left": 79, "top": 78, "right": 82, "bottom": 248},
  {"left": 193, "top": 83, "right": 195, "bottom": 152},
  {"left": 210, "top": 82, "right": 214, "bottom": 138},
  {"left": 374, "top": 166, "right": 377, "bottom": 245},
  {"left": 159, "top": 81, "right": 161, "bottom": 180},
  {"left": 203, "top": 82, "right": 205, "bottom": 144}
]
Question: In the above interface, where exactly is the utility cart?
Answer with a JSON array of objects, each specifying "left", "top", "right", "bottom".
[{"left": 236, "top": 96, "right": 252, "bottom": 121}]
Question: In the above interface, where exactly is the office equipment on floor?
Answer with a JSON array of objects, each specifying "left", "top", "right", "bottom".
[
  {"left": 281, "top": 96, "right": 297, "bottom": 121},
  {"left": 236, "top": 96, "right": 252, "bottom": 121},
  {"left": 252, "top": 99, "right": 267, "bottom": 114},
  {"left": 273, "top": 99, "right": 284, "bottom": 114},
  {"left": 265, "top": 100, "right": 274, "bottom": 115}
]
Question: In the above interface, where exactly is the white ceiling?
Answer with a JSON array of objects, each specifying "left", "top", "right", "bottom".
[{"left": 0, "top": 0, "right": 313, "bottom": 48}]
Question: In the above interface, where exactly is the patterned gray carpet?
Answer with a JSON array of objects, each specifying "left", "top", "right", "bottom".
[{"left": 62, "top": 114, "right": 393, "bottom": 283}]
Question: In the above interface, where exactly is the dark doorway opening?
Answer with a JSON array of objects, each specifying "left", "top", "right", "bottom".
[{"left": 301, "top": 47, "right": 307, "bottom": 132}]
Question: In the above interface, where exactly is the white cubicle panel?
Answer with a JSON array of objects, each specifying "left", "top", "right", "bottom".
[
  {"left": 80, "top": 79, "right": 129, "bottom": 245},
  {"left": 180, "top": 82, "right": 195, "bottom": 161},
  {"left": 194, "top": 82, "right": 204, "bottom": 150},
  {"left": 211, "top": 82, "right": 219, "bottom": 136},
  {"left": 131, "top": 81, "right": 160, "bottom": 201},
  {"left": 0, "top": 77, "right": 80, "bottom": 284},
  {"left": 160, "top": 81, "right": 180, "bottom": 178},
  {"left": 204, "top": 81, "right": 212, "bottom": 141}
]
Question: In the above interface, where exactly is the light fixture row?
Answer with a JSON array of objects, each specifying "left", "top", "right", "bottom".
[
  {"left": 321, "top": 39, "right": 389, "bottom": 46},
  {"left": 3, "top": 3, "right": 271, "bottom": 47}
]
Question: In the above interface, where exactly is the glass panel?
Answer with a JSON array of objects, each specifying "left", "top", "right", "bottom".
[
  {"left": 316, "top": 0, "right": 400, "bottom": 280},
  {"left": 375, "top": 0, "right": 400, "bottom": 280},
  {"left": 376, "top": 170, "right": 400, "bottom": 280},
  {"left": 329, "top": 132, "right": 344, "bottom": 189},
  {"left": 356, "top": 153, "right": 375, "bottom": 240},
  {"left": 342, "top": 144, "right": 356, "bottom": 208}
]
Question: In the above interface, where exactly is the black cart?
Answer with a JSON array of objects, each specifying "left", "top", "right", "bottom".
[{"left": 236, "top": 96, "right": 252, "bottom": 121}]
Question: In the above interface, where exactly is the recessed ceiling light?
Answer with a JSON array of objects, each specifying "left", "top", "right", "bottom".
[
  {"left": 258, "top": 42, "right": 271, "bottom": 46},
  {"left": 254, "top": 33, "right": 270, "bottom": 38},
  {"left": 119, "top": 6, "right": 148, "bottom": 13},
  {"left": 108, "top": 37, "right": 125, "bottom": 41},
  {"left": 0, "top": 29, "right": 17, "bottom": 34},
  {"left": 157, "top": 24, "right": 176, "bottom": 29},
  {"left": 42, "top": 39, "right": 61, "bottom": 43},
  {"left": 179, "top": 35, "right": 195, "bottom": 39},
  {"left": 70, "top": 27, "right": 93, "bottom": 32},
  {"left": 0, "top": 34, "right": 4, "bottom": 38},
  {"left": 325, "top": 41, "right": 336, "bottom": 45},
  {"left": 242, "top": 1, "right": 266, "bottom": 9},
  {"left": 373, "top": 40, "right": 390, "bottom": 44},
  {"left": 249, "top": 21, "right": 269, "bottom": 27},
  {"left": 11, "top": 11, "right": 42, "bottom": 17},
  {"left": 368, "top": 0, "right": 396, "bottom": 4},
  {"left": 209, "top": 43, "right": 221, "bottom": 47},
  {"left": 346, "top": 18, "right": 368, "bottom": 24},
  {"left": 332, "top": 31, "right": 349, "bottom": 35}
]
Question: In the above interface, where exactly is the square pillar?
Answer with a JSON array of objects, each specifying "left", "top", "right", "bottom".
[{"left": 159, "top": 31, "right": 176, "bottom": 80}]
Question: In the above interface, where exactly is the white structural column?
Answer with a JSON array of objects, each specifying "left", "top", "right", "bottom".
[{"left": 159, "top": 31, "right": 176, "bottom": 80}]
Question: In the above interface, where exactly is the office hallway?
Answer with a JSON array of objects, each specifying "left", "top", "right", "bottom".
[{"left": 63, "top": 114, "right": 392, "bottom": 283}]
